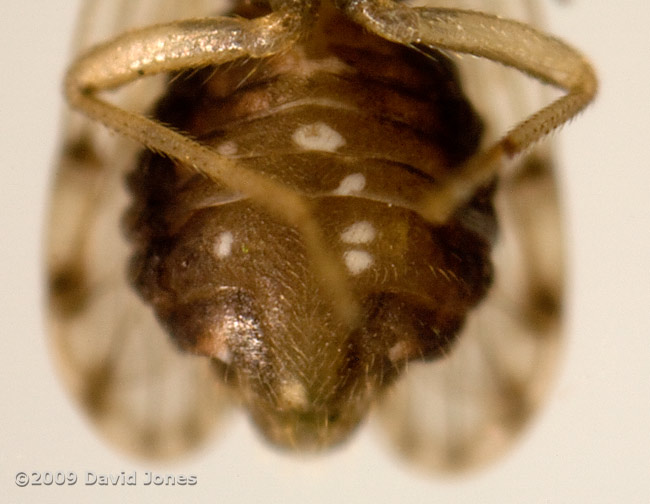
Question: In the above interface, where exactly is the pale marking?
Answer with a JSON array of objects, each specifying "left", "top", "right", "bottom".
[
  {"left": 214, "top": 231, "right": 234, "bottom": 258},
  {"left": 217, "top": 141, "right": 238, "bottom": 156},
  {"left": 278, "top": 379, "right": 309, "bottom": 410},
  {"left": 274, "top": 97, "right": 355, "bottom": 114},
  {"left": 271, "top": 46, "right": 348, "bottom": 79},
  {"left": 292, "top": 122, "right": 345, "bottom": 152},
  {"left": 333, "top": 173, "right": 366, "bottom": 196},
  {"left": 215, "top": 346, "right": 233, "bottom": 365},
  {"left": 388, "top": 341, "right": 411, "bottom": 363},
  {"left": 196, "top": 327, "right": 232, "bottom": 364},
  {"left": 340, "top": 221, "right": 376, "bottom": 244},
  {"left": 343, "top": 250, "right": 373, "bottom": 275}
]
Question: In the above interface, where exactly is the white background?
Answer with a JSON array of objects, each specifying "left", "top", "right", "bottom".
[{"left": 1, "top": 1, "right": 648, "bottom": 502}]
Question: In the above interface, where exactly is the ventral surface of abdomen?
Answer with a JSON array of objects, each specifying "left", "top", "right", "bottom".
[{"left": 125, "top": 2, "right": 493, "bottom": 451}]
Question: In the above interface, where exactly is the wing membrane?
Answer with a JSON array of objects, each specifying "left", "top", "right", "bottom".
[{"left": 47, "top": 0, "right": 233, "bottom": 458}]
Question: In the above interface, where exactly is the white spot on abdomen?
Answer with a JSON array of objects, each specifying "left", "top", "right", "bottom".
[
  {"left": 343, "top": 250, "right": 373, "bottom": 275},
  {"left": 292, "top": 122, "right": 345, "bottom": 152},
  {"left": 215, "top": 346, "right": 232, "bottom": 365},
  {"left": 340, "top": 221, "right": 376, "bottom": 244},
  {"left": 278, "top": 379, "right": 309, "bottom": 410},
  {"left": 333, "top": 173, "right": 366, "bottom": 196},
  {"left": 217, "top": 141, "right": 238, "bottom": 156},
  {"left": 388, "top": 341, "right": 412, "bottom": 363},
  {"left": 214, "top": 231, "right": 233, "bottom": 258}
]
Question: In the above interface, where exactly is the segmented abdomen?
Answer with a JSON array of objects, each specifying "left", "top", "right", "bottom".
[{"left": 125, "top": 7, "right": 495, "bottom": 415}]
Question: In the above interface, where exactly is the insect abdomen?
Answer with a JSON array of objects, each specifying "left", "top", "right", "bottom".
[{"left": 124, "top": 4, "right": 495, "bottom": 449}]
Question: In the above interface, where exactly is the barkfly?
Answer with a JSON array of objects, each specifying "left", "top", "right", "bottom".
[{"left": 47, "top": 0, "right": 596, "bottom": 472}]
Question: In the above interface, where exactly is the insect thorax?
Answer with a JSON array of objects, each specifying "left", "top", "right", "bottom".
[{"left": 124, "top": 1, "right": 494, "bottom": 450}]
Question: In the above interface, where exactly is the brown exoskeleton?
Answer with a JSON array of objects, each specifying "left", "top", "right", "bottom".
[{"left": 47, "top": 0, "right": 596, "bottom": 472}]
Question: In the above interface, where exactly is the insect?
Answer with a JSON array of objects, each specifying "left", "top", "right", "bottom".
[{"left": 47, "top": 0, "right": 596, "bottom": 473}]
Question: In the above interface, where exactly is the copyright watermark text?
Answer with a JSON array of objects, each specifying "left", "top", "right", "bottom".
[{"left": 15, "top": 471, "right": 197, "bottom": 487}]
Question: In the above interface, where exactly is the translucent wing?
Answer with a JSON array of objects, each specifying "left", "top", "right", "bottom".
[
  {"left": 46, "top": 0, "right": 232, "bottom": 458},
  {"left": 376, "top": 0, "right": 564, "bottom": 472}
]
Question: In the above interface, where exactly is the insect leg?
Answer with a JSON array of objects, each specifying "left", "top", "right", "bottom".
[
  {"left": 64, "top": 0, "right": 360, "bottom": 326},
  {"left": 337, "top": 0, "right": 597, "bottom": 222}
]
